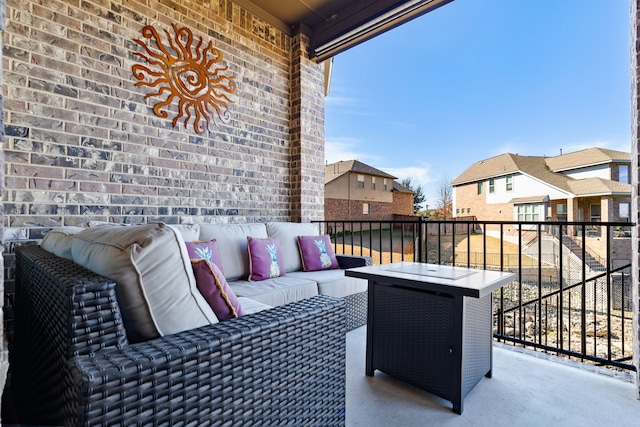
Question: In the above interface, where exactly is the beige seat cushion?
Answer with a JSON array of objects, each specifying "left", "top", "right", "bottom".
[
  {"left": 266, "top": 222, "right": 319, "bottom": 272},
  {"left": 287, "top": 270, "right": 368, "bottom": 298},
  {"left": 228, "top": 276, "right": 318, "bottom": 307},
  {"left": 71, "top": 223, "right": 218, "bottom": 343}
]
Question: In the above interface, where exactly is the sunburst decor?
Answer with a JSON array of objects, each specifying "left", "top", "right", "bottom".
[{"left": 132, "top": 24, "right": 237, "bottom": 134}]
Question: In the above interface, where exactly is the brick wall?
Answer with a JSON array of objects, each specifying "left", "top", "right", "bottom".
[
  {"left": 0, "top": 0, "right": 325, "bottom": 370},
  {"left": 392, "top": 192, "right": 414, "bottom": 215},
  {"left": 0, "top": 0, "right": 5, "bottom": 403},
  {"left": 454, "top": 182, "right": 513, "bottom": 221},
  {"left": 290, "top": 29, "right": 325, "bottom": 223},
  {"left": 324, "top": 198, "right": 394, "bottom": 222}
]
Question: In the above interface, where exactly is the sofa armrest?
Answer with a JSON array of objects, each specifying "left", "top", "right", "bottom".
[
  {"left": 336, "top": 254, "right": 373, "bottom": 269},
  {"left": 66, "top": 295, "right": 346, "bottom": 426},
  {"left": 12, "top": 245, "right": 130, "bottom": 425},
  {"left": 14, "top": 245, "right": 128, "bottom": 357}
]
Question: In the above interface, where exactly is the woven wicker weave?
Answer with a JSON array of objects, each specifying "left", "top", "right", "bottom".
[
  {"left": 336, "top": 254, "right": 371, "bottom": 330},
  {"left": 335, "top": 254, "right": 373, "bottom": 269},
  {"left": 10, "top": 245, "right": 347, "bottom": 426}
]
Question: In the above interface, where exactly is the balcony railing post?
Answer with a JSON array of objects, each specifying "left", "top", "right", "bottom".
[{"left": 418, "top": 216, "right": 425, "bottom": 263}]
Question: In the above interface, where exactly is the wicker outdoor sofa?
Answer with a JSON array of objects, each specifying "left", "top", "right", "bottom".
[{"left": 6, "top": 222, "right": 371, "bottom": 426}]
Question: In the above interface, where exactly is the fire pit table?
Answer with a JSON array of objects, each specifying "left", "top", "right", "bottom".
[{"left": 345, "top": 262, "right": 515, "bottom": 414}]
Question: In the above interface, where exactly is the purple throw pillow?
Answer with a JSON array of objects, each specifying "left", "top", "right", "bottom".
[
  {"left": 297, "top": 235, "right": 339, "bottom": 271},
  {"left": 185, "top": 239, "right": 224, "bottom": 272},
  {"left": 191, "top": 259, "right": 244, "bottom": 321},
  {"left": 247, "top": 236, "right": 285, "bottom": 281}
]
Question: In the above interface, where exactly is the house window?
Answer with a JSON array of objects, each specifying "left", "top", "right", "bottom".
[
  {"left": 517, "top": 205, "right": 540, "bottom": 221},
  {"left": 384, "top": 178, "right": 388, "bottom": 191},
  {"left": 556, "top": 203, "right": 567, "bottom": 221},
  {"left": 619, "top": 165, "right": 629, "bottom": 184},
  {"left": 363, "top": 203, "right": 370, "bottom": 215},
  {"left": 489, "top": 178, "right": 495, "bottom": 193},
  {"left": 590, "top": 204, "right": 601, "bottom": 221},
  {"left": 372, "top": 177, "right": 376, "bottom": 190},
  {"left": 506, "top": 175, "right": 513, "bottom": 191},
  {"left": 620, "top": 202, "right": 630, "bottom": 221},
  {"left": 477, "top": 182, "right": 483, "bottom": 195},
  {"left": 467, "top": 208, "right": 471, "bottom": 214},
  {"left": 357, "top": 174, "right": 364, "bottom": 188}
]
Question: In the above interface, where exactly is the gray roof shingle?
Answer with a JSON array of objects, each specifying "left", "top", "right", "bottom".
[
  {"left": 545, "top": 148, "right": 630, "bottom": 172},
  {"left": 325, "top": 160, "right": 397, "bottom": 184}
]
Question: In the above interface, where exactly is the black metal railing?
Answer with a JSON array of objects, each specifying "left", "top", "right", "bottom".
[{"left": 314, "top": 218, "right": 635, "bottom": 372}]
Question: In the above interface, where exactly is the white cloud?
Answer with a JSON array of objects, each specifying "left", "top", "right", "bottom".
[
  {"left": 324, "top": 95, "right": 357, "bottom": 107},
  {"left": 324, "top": 137, "right": 381, "bottom": 164},
  {"left": 383, "top": 165, "right": 434, "bottom": 190}
]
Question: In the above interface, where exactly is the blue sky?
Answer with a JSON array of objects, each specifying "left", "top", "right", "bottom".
[{"left": 325, "top": 0, "right": 630, "bottom": 207}]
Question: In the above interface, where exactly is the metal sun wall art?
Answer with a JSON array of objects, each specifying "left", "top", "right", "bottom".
[{"left": 132, "top": 24, "right": 237, "bottom": 135}]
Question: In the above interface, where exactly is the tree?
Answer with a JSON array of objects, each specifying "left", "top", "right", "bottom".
[
  {"left": 435, "top": 174, "right": 453, "bottom": 218},
  {"left": 399, "top": 177, "right": 426, "bottom": 214}
]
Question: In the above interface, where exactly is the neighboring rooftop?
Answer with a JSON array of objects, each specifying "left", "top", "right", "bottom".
[
  {"left": 567, "top": 177, "right": 632, "bottom": 196},
  {"left": 325, "top": 160, "right": 397, "bottom": 184},
  {"left": 545, "top": 147, "right": 631, "bottom": 172},
  {"left": 451, "top": 148, "right": 632, "bottom": 197},
  {"left": 392, "top": 181, "right": 415, "bottom": 194},
  {"left": 452, "top": 153, "right": 571, "bottom": 191}
]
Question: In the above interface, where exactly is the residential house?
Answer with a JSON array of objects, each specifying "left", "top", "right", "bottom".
[
  {"left": 452, "top": 147, "right": 632, "bottom": 262},
  {"left": 324, "top": 160, "right": 414, "bottom": 222}
]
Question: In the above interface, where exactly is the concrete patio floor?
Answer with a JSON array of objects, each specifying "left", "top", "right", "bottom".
[{"left": 346, "top": 325, "right": 640, "bottom": 427}]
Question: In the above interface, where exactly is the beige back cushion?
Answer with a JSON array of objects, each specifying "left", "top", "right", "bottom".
[
  {"left": 40, "top": 226, "right": 86, "bottom": 260},
  {"left": 167, "top": 223, "right": 201, "bottom": 242},
  {"left": 198, "top": 223, "right": 268, "bottom": 281},
  {"left": 266, "top": 222, "right": 319, "bottom": 272},
  {"left": 71, "top": 223, "right": 218, "bottom": 343}
]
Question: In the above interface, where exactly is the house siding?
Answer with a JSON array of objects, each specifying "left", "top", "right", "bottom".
[
  {"left": 324, "top": 164, "right": 403, "bottom": 222},
  {"left": 325, "top": 173, "right": 393, "bottom": 203},
  {"left": 561, "top": 164, "right": 611, "bottom": 180},
  {"left": 454, "top": 182, "right": 517, "bottom": 222}
]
